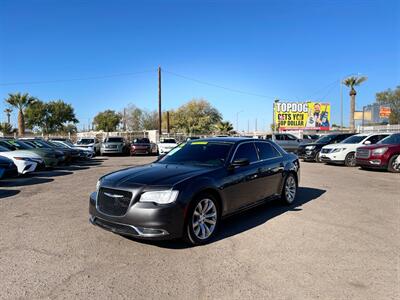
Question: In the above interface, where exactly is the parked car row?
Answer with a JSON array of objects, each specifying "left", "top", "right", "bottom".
[
  {"left": 0, "top": 138, "right": 95, "bottom": 179},
  {"left": 296, "top": 132, "right": 400, "bottom": 173}
]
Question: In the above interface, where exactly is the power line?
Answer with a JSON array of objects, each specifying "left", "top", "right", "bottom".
[
  {"left": 163, "top": 69, "right": 272, "bottom": 99},
  {"left": 308, "top": 79, "right": 340, "bottom": 99},
  {"left": 0, "top": 70, "right": 156, "bottom": 86}
]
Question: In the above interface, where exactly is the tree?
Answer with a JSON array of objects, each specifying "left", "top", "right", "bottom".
[
  {"left": 4, "top": 92, "right": 37, "bottom": 136},
  {"left": 25, "top": 100, "right": 78, "bottom": 134},
  {"left": 216, "top": 121, "right": 233, "bottom": 134},
  {"left": 0, "top": 122, "right": 13, "bottom": 135},
  {"left": 342, "top": 76, "right": 368, "bottom": 132},
  {"left": 124, "top": 104, "right": 144, "bottom": 131},
  {"left": 141, "top": 110, "right": 159, "bottom": 130},
  {"left": 174, "top": 99, "right": 222, "bottom": 134},
  {"left": 93, "top": 110, "right": 122, "bottom": 132},
  {"left": 4, "top": 108, "right": 12, "bottom": 124},
  {"left": 376, "top": 86, "right": 400, "bottom": 124}
]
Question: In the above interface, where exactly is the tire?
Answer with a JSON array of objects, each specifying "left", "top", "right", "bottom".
[
  {"left": 344, "top": 152, "right": 356, "bottom": 167},
  {"left": 183, "top": 194, "right": 220, "bottom": 246},
  {"left": 314, "top": 151, "right": 321, "bottom": 163},
  {"left": 388, "top": 154, "right": 400, "bottom": 173},
  {"left": 281, "top": 173, "right": 297, "bottom": 205}
]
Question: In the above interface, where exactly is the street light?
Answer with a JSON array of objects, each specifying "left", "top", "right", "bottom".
[{"left": 272, "top": 99, "right": 279, "bottom": 133}]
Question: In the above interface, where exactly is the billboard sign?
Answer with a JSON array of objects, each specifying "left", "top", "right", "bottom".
[
  {"left": 379, "top": 106, "right": 391, "bottom": 118},
  {"left": 274, "top": 102, "right": 330, "bottom": 130}
]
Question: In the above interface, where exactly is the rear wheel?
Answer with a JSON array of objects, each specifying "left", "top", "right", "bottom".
[
  {"left": 388, "top": 154, "right": 400, "bottom": 173},
  {"left": 281, "top": 173, "right": 297, "bottom": 205},
  {"left": 184, "top": 194, "right": 220, "bottom": 246},
  {"left": 345, "top": 152, "right": 356, "bottom": 167}
]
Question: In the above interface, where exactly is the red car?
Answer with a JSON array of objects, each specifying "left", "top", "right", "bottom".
[
  {"left": 356, "top": 133, "right": 400, "bottom": 173},
  {"left": 130, "top": 138, "right": 157, "bottom": 156}
]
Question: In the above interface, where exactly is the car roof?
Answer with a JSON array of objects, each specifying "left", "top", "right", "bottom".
[{"left": 192, "top": 137, "right": 261, "bottom": 143}]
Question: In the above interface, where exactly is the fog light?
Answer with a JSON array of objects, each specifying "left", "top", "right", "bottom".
[
  {"left": 135, "top": 226, "right": 168, "bottom": 236},
  {"left": 369, "top": 159, "right": 381, "bottom": 165}
]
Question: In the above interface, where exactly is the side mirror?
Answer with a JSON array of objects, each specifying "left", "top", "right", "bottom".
[
  {"left": 364, "top": 140, "right": 371, "bottom": 145},
  {"left": 230, "top": 158, "right": 250, "bottom": 168}
]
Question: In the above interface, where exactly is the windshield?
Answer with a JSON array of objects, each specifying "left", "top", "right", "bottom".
[
  {"left": 9, "top": 140, "right": 34, "bottom": 150},
  {"left": 105, "top": 138, "right": 124, "bottom": 143},
  {"left": 377, "top": 134, "right": 400, "bottom": 145},
  {"left": 159, "top": 141, "right": 233, "bottom": 167},
  {"left": 77, "top": 139, "right": 94, "bottom": 145},
  {"left": 315, "top": 135, "right": 336, "bottom": 143},
  {"left": 133, "top": 138, "right": 150, "bottom": 144},
  {"left": 341, "top": 135, "right": 367, "bottom": 144},
  {"left": 26, "top": 140, "right": 52, "bottom": 148},
  {"left": 161, "top": 139, "right": 176, "bottom": 144},
  {"left": 0, "top": 145, "right": 9, "bottom": 152}
]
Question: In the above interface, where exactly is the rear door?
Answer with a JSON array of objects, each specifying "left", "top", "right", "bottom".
[{"left": 255, "top": 141, "right": 284, "bottom": 197}]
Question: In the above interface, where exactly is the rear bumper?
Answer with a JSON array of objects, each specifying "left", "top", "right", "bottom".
[{"left": 89, "top": 192, "right": 184, "bottom": 240}]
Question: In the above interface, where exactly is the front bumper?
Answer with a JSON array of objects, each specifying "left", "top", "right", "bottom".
[
  {"left": 302, "top": 149, "right": 319, "bottom": 161},
  {"left": 356, "top": 158, "right": 387, "bottom": 169},
  {"left": 1, "top": 166, "right": 18, "bottom": 178},
  {"left": 319, "top": 153, "right": 345, "bottom": 164},
  {"left": 89, "top": 192, "right": 184, "bottom": 240}
]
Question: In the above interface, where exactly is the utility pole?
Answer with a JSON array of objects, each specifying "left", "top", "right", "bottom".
[
  {"left": 166, "top": 111, "right": 170, "bottom": 134},
  {"left": 340, "top": 81, "right": 343, "bottom": 131},
  {"left": 158, "top": 66, "right": 162, "bottom": 137},
  {"left": 123, "top": 108, "right": 126, "bottom": 131}
]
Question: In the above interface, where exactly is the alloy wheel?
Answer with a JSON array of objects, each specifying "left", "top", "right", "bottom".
[
  {"left": 285, "top": 176, "right": 297, "bottom": 203},
  {"left": 346, "top": 152, "right": 356, "bottom": 167},
  {"left": 192, "top": 198, "right": 217, "bottom": 240}
]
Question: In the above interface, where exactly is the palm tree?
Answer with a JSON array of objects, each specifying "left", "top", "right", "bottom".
[
  {"left": 342, "top": 76, "right": 367, "bottom": 132},
  {"left": 4, "top": 93, "right": 37, "bottom": 136},
  {"left": 0, "top": 122, "right": 13, "bottom": 136},
  {"left": 216, "top": 121, "right": 234, "bottom": 134},
  {"left": 4, "top": 108, "right": 12, "bottom": 124}
]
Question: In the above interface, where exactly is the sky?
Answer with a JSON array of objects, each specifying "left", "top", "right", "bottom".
[{"left": 0, "top": 0, "right": 399, "bottom": 131}]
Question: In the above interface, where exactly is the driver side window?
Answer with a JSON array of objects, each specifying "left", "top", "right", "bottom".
[{"left": 233, "top": 142, "right": 259, "bottom": 163}]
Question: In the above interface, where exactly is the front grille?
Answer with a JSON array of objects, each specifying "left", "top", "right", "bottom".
[
  {"left": 106, "top": 144, "right": 117, "bottom": 149},
  {"left": 97, "top": 187, "right": 133, "bottom": 216},
  {"left": 356, "top": 148, "right": 370, "bottom": 159},
  {"left": 321, "top": 148, "right": 331, "bottom": 154}
]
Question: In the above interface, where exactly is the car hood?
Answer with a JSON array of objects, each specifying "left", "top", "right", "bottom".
[
  {"left": 102, "top": 163, "right": 213, "bottom": 188},
  {"left": 299, "top": 142, "right": 326, "bottom": 147},
  {"left": 357, "top": 143, "right": 399, "bottom": 150},
  {"left": 323, "top": 143, "right": 358, "bottom": 149},
  {"left": 0, "top": 150, "right": 43, "bottom": 159}
]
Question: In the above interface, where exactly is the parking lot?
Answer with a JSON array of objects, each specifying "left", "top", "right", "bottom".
[{"left": 0, "top": 156, "right": 398, "bottom": 299}]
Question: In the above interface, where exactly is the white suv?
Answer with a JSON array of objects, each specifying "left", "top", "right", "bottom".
[{"left": 319, "top": 133, "right": 391, "bottom": 166}]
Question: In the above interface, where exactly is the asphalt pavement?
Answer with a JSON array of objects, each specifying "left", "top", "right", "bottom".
[{"left": 0, "top": 156, "right": 398, "bottom": 299}]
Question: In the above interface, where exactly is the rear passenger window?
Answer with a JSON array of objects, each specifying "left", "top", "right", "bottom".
[
  {"left": 256, "top": 142, "right": 281, "bottom": 160},
  {"left": 233, "top": 143, "right": 258, "bottom": 163}
]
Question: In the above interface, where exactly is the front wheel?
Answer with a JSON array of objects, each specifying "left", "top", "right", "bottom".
[
  {"left": 314, "top": 151, "right": 321, "bottom": 163},
  {"left": 345, "top": 152, "right": 356, "bottom": 167},
  {"left": 388, "top": 154, "right": 400, "bottom": 173},
  {"left": 281, "top": 173, "right": 297, "bottom": 205},
  {"left": 184, "top": 195, "right": 220, "bottom": 246}
]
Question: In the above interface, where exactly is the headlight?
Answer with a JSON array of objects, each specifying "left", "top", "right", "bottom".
[
  {"left": 14, "top": 157, "right": 32, "bottom": 161},
  {"left": 139, "top": 190, "right": 179, "bottom": 204},
  {"left": 96, "top": 180, "right": 101, "bottom": 191},
  {"left": 332, "top": 148, "right": 346, "bottom": 153},
  {"left": 372, "top": 147, "right": 388, "bottom": 155},
  {"left": 305, "top": 145, "right": 316, "bottom": 150}
]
